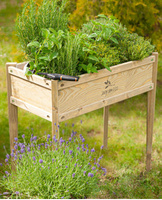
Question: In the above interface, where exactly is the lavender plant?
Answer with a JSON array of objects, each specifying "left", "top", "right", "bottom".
[{"left": 0, "top": 129, "right": 106, "bottom": 199}]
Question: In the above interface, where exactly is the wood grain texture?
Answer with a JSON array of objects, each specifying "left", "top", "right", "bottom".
[
  {"left": 10, "top": 75, "right": 52, "bottom": 112},
  {"left": 10, "top": 96, "right": 52, "bottom": 121},
  {"left": 58, "top": 64, "right": 153, "bottom": 114},
  {"left": 146, "top": 52, "right": 158, "bottom": 171},
  {"left": 58, "top": 55, "right": 155, "bottom": 90},
  {"left": 51, "top": 80, "right": 59, "bottom": 139},
  {"left": 103, "top": 106, "right": 109, "bottom": 149},
  {"left": 6, "top": 63, "right": 18, "bottom": 154},
  {"left": 8, "top": 67, "right": 51, "bottom": 89},
  {"left": 59, "top": 83, "right": 154, "bottom": 122}
]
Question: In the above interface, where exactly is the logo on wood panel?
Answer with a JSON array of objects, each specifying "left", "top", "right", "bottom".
[{"left": 101, "top": 79, "right": 118, "bottom": 96}]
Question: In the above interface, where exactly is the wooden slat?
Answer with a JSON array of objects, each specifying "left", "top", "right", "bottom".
[
  {"left": 10, "top": 75, "right": 52, "bottom": 112},
  {"left": 59, "top": 83, "right": 154, "bottom": 122},
  {"left": 6, "top": 63, "right": 18, "bottom": 155},
  {"left": 16, "top": 62, "right": 28, "bottom": 70},
  {"left": 51, "top": 80, "right": 59, "bottom": 139},
  {"left": 146, "top": 52, "right": 158, "bottom": 171},
  {"left": 58, "top": 55, "right": 155, "bottom": 90},
  {"left": 8, "top": 66, "right": 51, "bottom": 89},
  {"left": 10, "top": 96, "right": 52, "bottom": 122},
  {"left": 58, "top": 63, "right": 153, "bottom": 114},
  {"left": 103, "top": 106, "right": 109, "bottom": 149}
]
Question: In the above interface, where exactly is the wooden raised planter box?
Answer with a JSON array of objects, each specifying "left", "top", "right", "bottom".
[{"left": 6, "top": 52, "right": 158, "bottom": 171}]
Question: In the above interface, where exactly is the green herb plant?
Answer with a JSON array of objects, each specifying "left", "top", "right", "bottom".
[
  {"left": 16, "top": 0, "right": 155, "bottom": 76},
  {"left": 26, "top": 28, "right": 80, "bottom": 75}
]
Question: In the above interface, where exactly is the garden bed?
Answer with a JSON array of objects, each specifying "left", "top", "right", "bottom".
[{"left": 6, "top": 52, "right": 158, "bottom": 171}]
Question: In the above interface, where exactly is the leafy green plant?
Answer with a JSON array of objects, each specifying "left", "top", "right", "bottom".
[
  {"left": 0, "top": 131, "right": 106, "bottom": 199},
  {"left": 77, "top": 15, "right": 155, "bottom": 74},
  {"left": 26, "top": 28, "right": 81, "bottom": 75}
]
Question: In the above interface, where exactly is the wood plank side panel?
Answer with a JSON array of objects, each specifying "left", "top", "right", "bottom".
[
  {"left": 59, "top": 83, "right": 154, "bottom": 122},
  {"left": 8, "top": 67, "right": 51, "bottom": 89},
  {"left": 58, "top": 55, "right": 155, "bottom": 90},
  {"left": 58, "top": 63, "right": 153, "bottom": 114},
  {"left": 10, "top": 96, "right": 52, "bottom": 122},
  {"left": 10, "top": 75, "right": 52, "bottom": 112}
]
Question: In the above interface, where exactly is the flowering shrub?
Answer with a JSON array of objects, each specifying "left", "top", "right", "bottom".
[{"left": 0, "top": 129, "right": 106, "bottom": 199}]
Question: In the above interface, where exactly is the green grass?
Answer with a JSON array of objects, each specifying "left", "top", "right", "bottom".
[{"left": 0, "top": 1, "right": 162, "bottom": 198}]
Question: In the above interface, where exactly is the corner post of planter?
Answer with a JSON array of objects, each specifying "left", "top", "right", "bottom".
[
  {"left": 103, "top": 105, "right": 109, "bottom": 149},
  {"left": 6, "top": 63, "right": 18, "bottom": 153},
  {"left": 51, "top": 80, "right": 59, "bottom": 139},
  {"left": 146, "top": 52, "right": 158, "bottom": 171}
]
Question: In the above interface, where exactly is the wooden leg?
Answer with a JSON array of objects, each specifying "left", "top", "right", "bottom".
[
  {"left": 103, "top": 106, "right": 109, "bottom": 149},
  {"left": 8, "top": 104, "right": 18, "bottom": 153},
  {"left": 51, "top": 80, "right": 59, "bottom": 139},
  {"left": 146, "top": 91, "right": 155, "bottom": 171},
  {"left": 146, "top": 52, "right": 158, "bottom": 171},
  {"left": 52, "top": 111, "right": 59, "bottom": 139},
  {"left": 6, "top": 63, "right": 18, "bottom": 153}
]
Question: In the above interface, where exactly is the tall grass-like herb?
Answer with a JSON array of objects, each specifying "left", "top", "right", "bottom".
[{"left": 15, "top": 0, "right": 68, "bottom": 57}]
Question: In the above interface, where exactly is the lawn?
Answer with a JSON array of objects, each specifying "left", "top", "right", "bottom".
[{"left": 0, "top": 0, "right": 161, "bottom": 198}]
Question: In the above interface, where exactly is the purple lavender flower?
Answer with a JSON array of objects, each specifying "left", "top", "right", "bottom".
[
  {"left": 72, "top": 173, "right": 75, "bottom": 178},
  {"left": 91, "top": 148, "right": 95, "bottom": 152},
  {"left": 48, "top": 167, "right": 50, "bottom": 169},
  {"left": 14, "top": 137, "right": 18, "bottom": 142},
  {"left": 58, "top": 125, "right": 60, "bottom": 129},
  {"left": 65, "top": 166, "right": 68, "bottom": 169},
  {"left": 77, "top": 146, "right": 80, "bottom": 150},
  {"left": 79, "top": 134, "right": 83, "bottom": 139},
  {"left": 20, "top": 149, "right": 25, "bottom": 153},
  {"left": 15, "top": 191, "right": 19, "bottom": 195},
  {"left": 47, "top": 134, "right": 50, "bottom": 138},
  {"left": 102, "top": 168, "right": 107, "bottom": 173},
  {"left": 3, "top": 192, "right": 9, "bottom": 195},
  {"left": 69, "top": 150, "right": 73, "bottom": 155},
  {"left": 82, "top": 138, "right": 85, "bottom": 143},
  {"left": 52, "top": 159, "right": 54, "bottom": 162},
  {"left": 56, "top": 148, "right": 58, "bottom": 151},
  {"left": 19, "top": 155, "right": 22, "bottom": 160},
  {"left": 39, "top": 159, "right": 43, "bottom": 163},
  {"left": 66, "top": 141, "right": 68, "bottom": 144},
  {"left": 14, "top": 145, "right": 18, "bottom": 150},
  {"left": 30, "top": 137, "right": 33, "bottom": 142},
  {"left": 74, "top": 163, "right": 77, "bottom": 167},
  {"left": 72, "top": 123, "right": 74, "bottom": 127},
  {"left": 69, "top": 137, "right": 72, "bottom": 142},
  {"left": 101, "top": 145, "right": 104, "bottom": 149},
  {"left": 61, "top": 197, "right": 64, "bottom": 199},
  {"left": 63, "top": 150, "right": 65, "bottom": 155},
  {"left": 14, "top": 156, "right": 17, "bottom": 160},
  {"left": 83, "top": 171, "right": 86, "bottom": 175},
  {"left": 0, "top": 163, "right": 2, "bottom": 166},
  {"left": 88, "top": 173, "right": 94, "bottom": 177},
  {"left": 97, "top": 163, "right": 100, "bottom": 167},
  {"left": 27, "top": 147, "right": 30, "bottom": 152},
  {"left": 5, "top": 171, "right": 9, "bottom": 175},
  {"left": 92, "top": 166, "right": 96, "bottom": 170},
  {"left": 82, "top": 147, "right": 86, "bottom": 151},
  {"left": 33, "top": 157, "right": 36, "bottom": 161},
  {"left": 22, "top": 134, "right": 25, "bottom": 139},
  {"left": 6, "top": 154, "right": 10, "bottom": 159},
  {"left": 5, "top": 159, "right": 8, "bottom": 163},
  {"left": 33, "top": 136, "right": 37, "bottom": 141}
]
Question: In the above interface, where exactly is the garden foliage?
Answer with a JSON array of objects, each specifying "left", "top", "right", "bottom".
[
  {"left": 16, "top": 0, "right": 155, "bottom": 76},
  {"left": 0, "top": 131, "right": 106, "bottom": 199}
]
